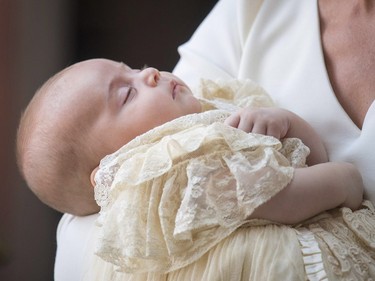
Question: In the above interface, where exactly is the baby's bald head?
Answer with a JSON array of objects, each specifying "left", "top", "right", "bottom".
[{"left": 16, "top": 65, "right": 101, "bottom": 215}]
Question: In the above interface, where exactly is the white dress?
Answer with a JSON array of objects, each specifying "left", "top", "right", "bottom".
[{"left": 55, "top": 1, "right": 375, "bottom": 280}]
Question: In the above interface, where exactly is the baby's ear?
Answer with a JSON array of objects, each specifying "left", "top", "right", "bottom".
[{"left": 90, "top": 166, "right": 99, "bottom": 188}]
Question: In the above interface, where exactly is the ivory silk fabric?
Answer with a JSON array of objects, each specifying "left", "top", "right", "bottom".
[{"left": 84, "top": 203, "right": 375, "bottom": 281}]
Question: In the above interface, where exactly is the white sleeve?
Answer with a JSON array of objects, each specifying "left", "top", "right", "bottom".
[
  {"left": 54, "top": 213, "right": 99, "bottom": 281},
  {"left": 173, "top": 0, "right": 263, "bottom": 87}
]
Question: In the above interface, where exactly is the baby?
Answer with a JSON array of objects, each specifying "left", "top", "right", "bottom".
[
  {"left": 16, "top": 58, "right": 363, "bottom": 221},
  {"left": 17, "top": 58, "right": 369, "bottom": 275}
]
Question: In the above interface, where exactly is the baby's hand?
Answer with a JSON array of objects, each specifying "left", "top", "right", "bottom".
[{"left": 224, "top": 107, "right": 292, "bottom": 139}]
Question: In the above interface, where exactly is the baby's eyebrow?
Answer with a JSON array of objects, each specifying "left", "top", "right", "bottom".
[
  {"left": 107, "top": 75, "right": 123, "bottom": 102},
  {"left": 107, "top": 80, "right": 116, "bottom": 102}
]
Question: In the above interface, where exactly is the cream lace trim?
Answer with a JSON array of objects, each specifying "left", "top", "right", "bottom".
[
  {"left": 293, "top": 201, "right": 375, "bottom": 280},
  {"left": 309, "top": 201, "right": 375, "bottom": 280},
  {"left": 93, "top": 113, "right": 309, "bottom": 273}
]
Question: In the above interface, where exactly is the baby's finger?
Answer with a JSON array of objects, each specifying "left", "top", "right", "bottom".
[
  {"left": 266, "top": 126, "right": 282, "bottom": 139},
  {"left": 251, "top": 122, "right": 267, "bottom": 136},
  {"left": 237, "top": 118, "right": 254, "bottom": 133},
  {"left": 224, "top": 113, "right": 241, "bottom": 128}
]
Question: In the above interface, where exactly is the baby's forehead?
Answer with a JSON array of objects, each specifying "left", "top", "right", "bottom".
[
  {"left": 69, "top": 58, "right": 123, "bottom": 75},
  {"left": 47, "top": 61, "right": 108, "bottom": 95},
  {"left": 57, "top": 59, "right": 121, "bottom": 92},
  {"left": 36, "top": 58, "right": 123, "bottom": 124}
]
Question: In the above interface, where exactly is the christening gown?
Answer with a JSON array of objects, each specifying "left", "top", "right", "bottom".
[{"left": 85, "top": 79, "right": 375, "bottom": 281}]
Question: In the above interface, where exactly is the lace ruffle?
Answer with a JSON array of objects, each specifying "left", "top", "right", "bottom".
[
  {"left": 94, "top": 110, "right": 230, "bottom": 210},
  {"left": 301, "top": 201, "right": 375, "bottom": 280},
  {"left": 196, "top": 78, "right": 275, "bottom": 111},
  {"left": 93, "top": 113, "right": 309, "bottom": 273}
]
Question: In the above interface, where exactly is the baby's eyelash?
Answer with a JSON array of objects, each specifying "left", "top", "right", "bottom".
[
  {"left": 141, "top": 64, "right": 148, "bottom": 70},
  {"left": 123, "top": 86, "right": 134, "bottom": 104}
]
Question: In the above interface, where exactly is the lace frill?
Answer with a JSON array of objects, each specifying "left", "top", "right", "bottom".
[
  {"left": 304, "top": 201, "right": 375, "bottom": 280},
  {"left": 93, "top": 112, "right": 309, "bottom": 273}
]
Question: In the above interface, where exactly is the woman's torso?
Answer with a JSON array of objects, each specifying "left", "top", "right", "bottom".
[
  {"left": 318, "top": 0, "right": 375, "bottom": 129},
  {"left": 236, "top": 0, "right": 375, "bottom": 202}
]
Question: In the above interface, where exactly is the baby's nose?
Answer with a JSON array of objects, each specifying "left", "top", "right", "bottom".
[{"left": 140, "top": 67, "right": 160, "bottom": 87}]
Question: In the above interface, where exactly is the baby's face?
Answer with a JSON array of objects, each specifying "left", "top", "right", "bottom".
[{"left": 56, "top": 58, "right": 201, "bottom": 166}]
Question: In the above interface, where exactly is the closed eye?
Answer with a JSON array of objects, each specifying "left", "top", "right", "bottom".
[{"left": 123, "top": 87, "right": 135, "bottom": 105}]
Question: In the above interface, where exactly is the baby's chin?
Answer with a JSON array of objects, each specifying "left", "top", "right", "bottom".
[
  {"left": 194, "top": 99, "right": 203, "bottom": 113},
  {"left": 186, "top": 96, "right": 202, "bottom": 115}
]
